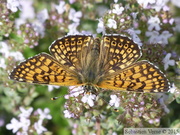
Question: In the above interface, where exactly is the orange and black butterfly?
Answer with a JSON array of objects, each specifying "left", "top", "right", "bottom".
[{"left": 10, "top": 35, "right": 170, "bottom": 92}]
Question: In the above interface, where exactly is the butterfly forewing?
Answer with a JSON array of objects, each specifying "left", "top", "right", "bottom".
[
  {"left": 101, "top": 35, "right": 141, "bottom": 74},
  {"left": 10, "top": 53, "right": 80, "bottom": 86},
  {"left": 49, "top": 35, "right": 94, "bottom": 71},
  {"left": 98, "top": 60, "right": 170, "bottom": 92}
]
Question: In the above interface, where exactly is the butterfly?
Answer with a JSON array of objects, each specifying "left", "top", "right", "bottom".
[{"left": 9, "top": 35, "right": 170, "bottom": 93}]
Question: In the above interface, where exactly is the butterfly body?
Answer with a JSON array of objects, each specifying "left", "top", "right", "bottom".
[{"left": 10, "top": 35, "right": 170, "bottom": 92}]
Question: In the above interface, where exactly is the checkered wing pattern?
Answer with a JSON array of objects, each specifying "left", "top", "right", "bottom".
[
  {"left": 100, "top": 35, "right": 141, "bottom": 74},
  {"left": 98, "top": 60, "right": 170, "bottom": 92},
  {"left": 49, "top": 35, "right": 94, "bottom": 71},
  {"left": 10, "top": 53, "right": 80, "bottom": 86}
]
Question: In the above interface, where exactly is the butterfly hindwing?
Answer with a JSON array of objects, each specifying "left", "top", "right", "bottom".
[
  {"left": 9, "top": 53, "right": 80, "bottom": 86},
  {"left": 98, "top": 60, "right": 170, "bottom": 92}
]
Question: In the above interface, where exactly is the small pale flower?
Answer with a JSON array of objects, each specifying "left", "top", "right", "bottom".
[
  {"left": 69, "top": 0, "right": 76, "bottom": 4},
  {"left": 68, "top": 9, "right": 82, "bottom": 23},
  {"left": 68, "top": 22, "right": 80, "bottom": 34},
  {"left": 6, "top": 118, "right": 22, "bottom": 133},
  {"left": 145, "top": 30, "right": 160, "bottom": 43},
  {"left": 34, "top": 119, "right": 47, "bottom": 134},
  {"left": 15, "top": 0, "right": 35, "bottom": 27},
  {"left": 37, "top": 9, "right": 49, "bottom": 23},
  {"left": 48, "top": 85, "right": 60, "bottom": 92},
  {"left": 112, "top": 4, "right": 124, "bottom": 15},
  {"left": 147, "top": 16, "right": 161, "bottom": 31},
  {"left": 68, "top": 86, "right": 84, "bottom": 97},
  {"left": 162, "top": 53, "right": 175, "bottom": 70},
  {"left": 55, "top": 1, "right": 66, "bottom": 14},
  {"left": 81, "top": 94, "right": 96, "bottom": 107},
  {"left": 96, "top": 19, "right": 105, "bottom": 34},
  {"left": 19, "top": 117, "right": 30, "bottom": 132},
  {"left": 171, "top": 0, "right": 180, "bottom": 8},
  {"left": 9, "top": 51, "right": 24, "bottom": 61},
  {"left": 18, "top": 107, "right": 33, "bottom": 118},
  {"left": 168, "top": 83, "right": 176, "bottom": 93},
  {"left": 126, "top": 28, "right": 142, "bottom": 46},
  {"left": 107, "top": 18, "right": 117, "bottom": 29},
  {"left": 137, "top": 0, "right": 155, "bottom": 8},
  {"left": 63, "top": 110, "right": 74, "bottom": 118},
  {"left": 109, "top": 95, "right": 120, "bottom": 107},
  {"left": 37, "top": 108, "right": 52, "bottom": 120},
  {"left": 0, "top": 58, "right": 6, "bottom": 69},
  {"left": 6, "top": 0, "right": 21, "bottom": 12},
  {"left": 151, "top": 0, "right": 169, "bottom": 12},
  {"left": 159, "top": 31, "right": 173, "bottom": 45}
]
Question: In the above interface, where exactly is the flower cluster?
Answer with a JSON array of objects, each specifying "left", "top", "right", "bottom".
[
  {"left": 6, "top": 107, "right": 52, "bottom": 134},
  {"left": 0, "top": 3, "right": 14, "bottom": 38}
]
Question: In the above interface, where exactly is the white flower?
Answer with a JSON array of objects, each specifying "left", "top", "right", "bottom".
[
  {"left": 151, "top": 0, "right": 169, "bottom": 12},
  {"left": 162, "top": 53, "right": 175, "bottom": 70},
  {"left": 9, "top": 51, "right": 24, "bottom": 61},
  {"left": 48, "top": 85, "right": 60, "bottom": 92},
  {"left": 55, "top": 1, "right": 66, "bottom": 14},
  {"left": 107, "top": 18, "right": 117, "bottom": 29},
  {"left": 109, "top": 95, "right": 120, "bottom": 108},
  {"left": 37, "top": 9, "right": 49, "bottom": 23},
  {"left": 81, "top": 94, "right": 96, "bottom": 107},
  {"left": 145, "top": 30, "right": 160, "bottom": 43},
  {"left": 96, "top": 19, "right": 105, "bottom": 34},
  {"left": 148, "top": 16, "right": 161, "bottom": 31},
  {"left": 15, "top": 0, "right": 35, "bottom": 27},
  {"left": 171, "top": 0, "right": 180, "bottom": 8},
  {"left": 34, "top": 119, "right": 47, "bottom": 134},
  {"left": 69, "top": 0, "right": 76, "bottom": 4},
  {"left": 0, "top": 58, "right": 6, "bottom": 69},
  {"left": 6, "top": 0, "right": 21, "bottom": 12},
  {"left": 168, "top": 83, "right": 176, "bottom": 93},
  {"left": 6, "top": 118, "right": 22, "bottom": 133},
  {"left": 0, "top": 42, "right": 10, "bottom": 58},
  {"left": 18, "top": 107, "right": 33, "bottom": 118},
  {"left": 66, "top": 86, "right": 84, "bottom": 98},
  {"left": 71, "top": 86, "right": 84, "bottom": 96},
  {"left": 19, "top": 117, "right": 30, "bottom": 132},
  {"left": 158, "top": 31, "right": 173, "bottom": 45},
  {"left": 68, "top": 9, "right": 82, "bottom": 23},
  {"left": 37, "top": 108, "right": 52, "bottom": 120},
  {"left": 68, "top": 22, "right": 80, "bottom": 34},
  {"left": 63, "top": 110, "right": 74, "bottom": 118},
  {"left": 137, "top": 0, "right": 155, "bottom": 8},
  {"left": 126, "top": 28, "right": 142, "bottom": 46},
  {"left": 112, "top": 4, "right": 124, "bottom": 15}
]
